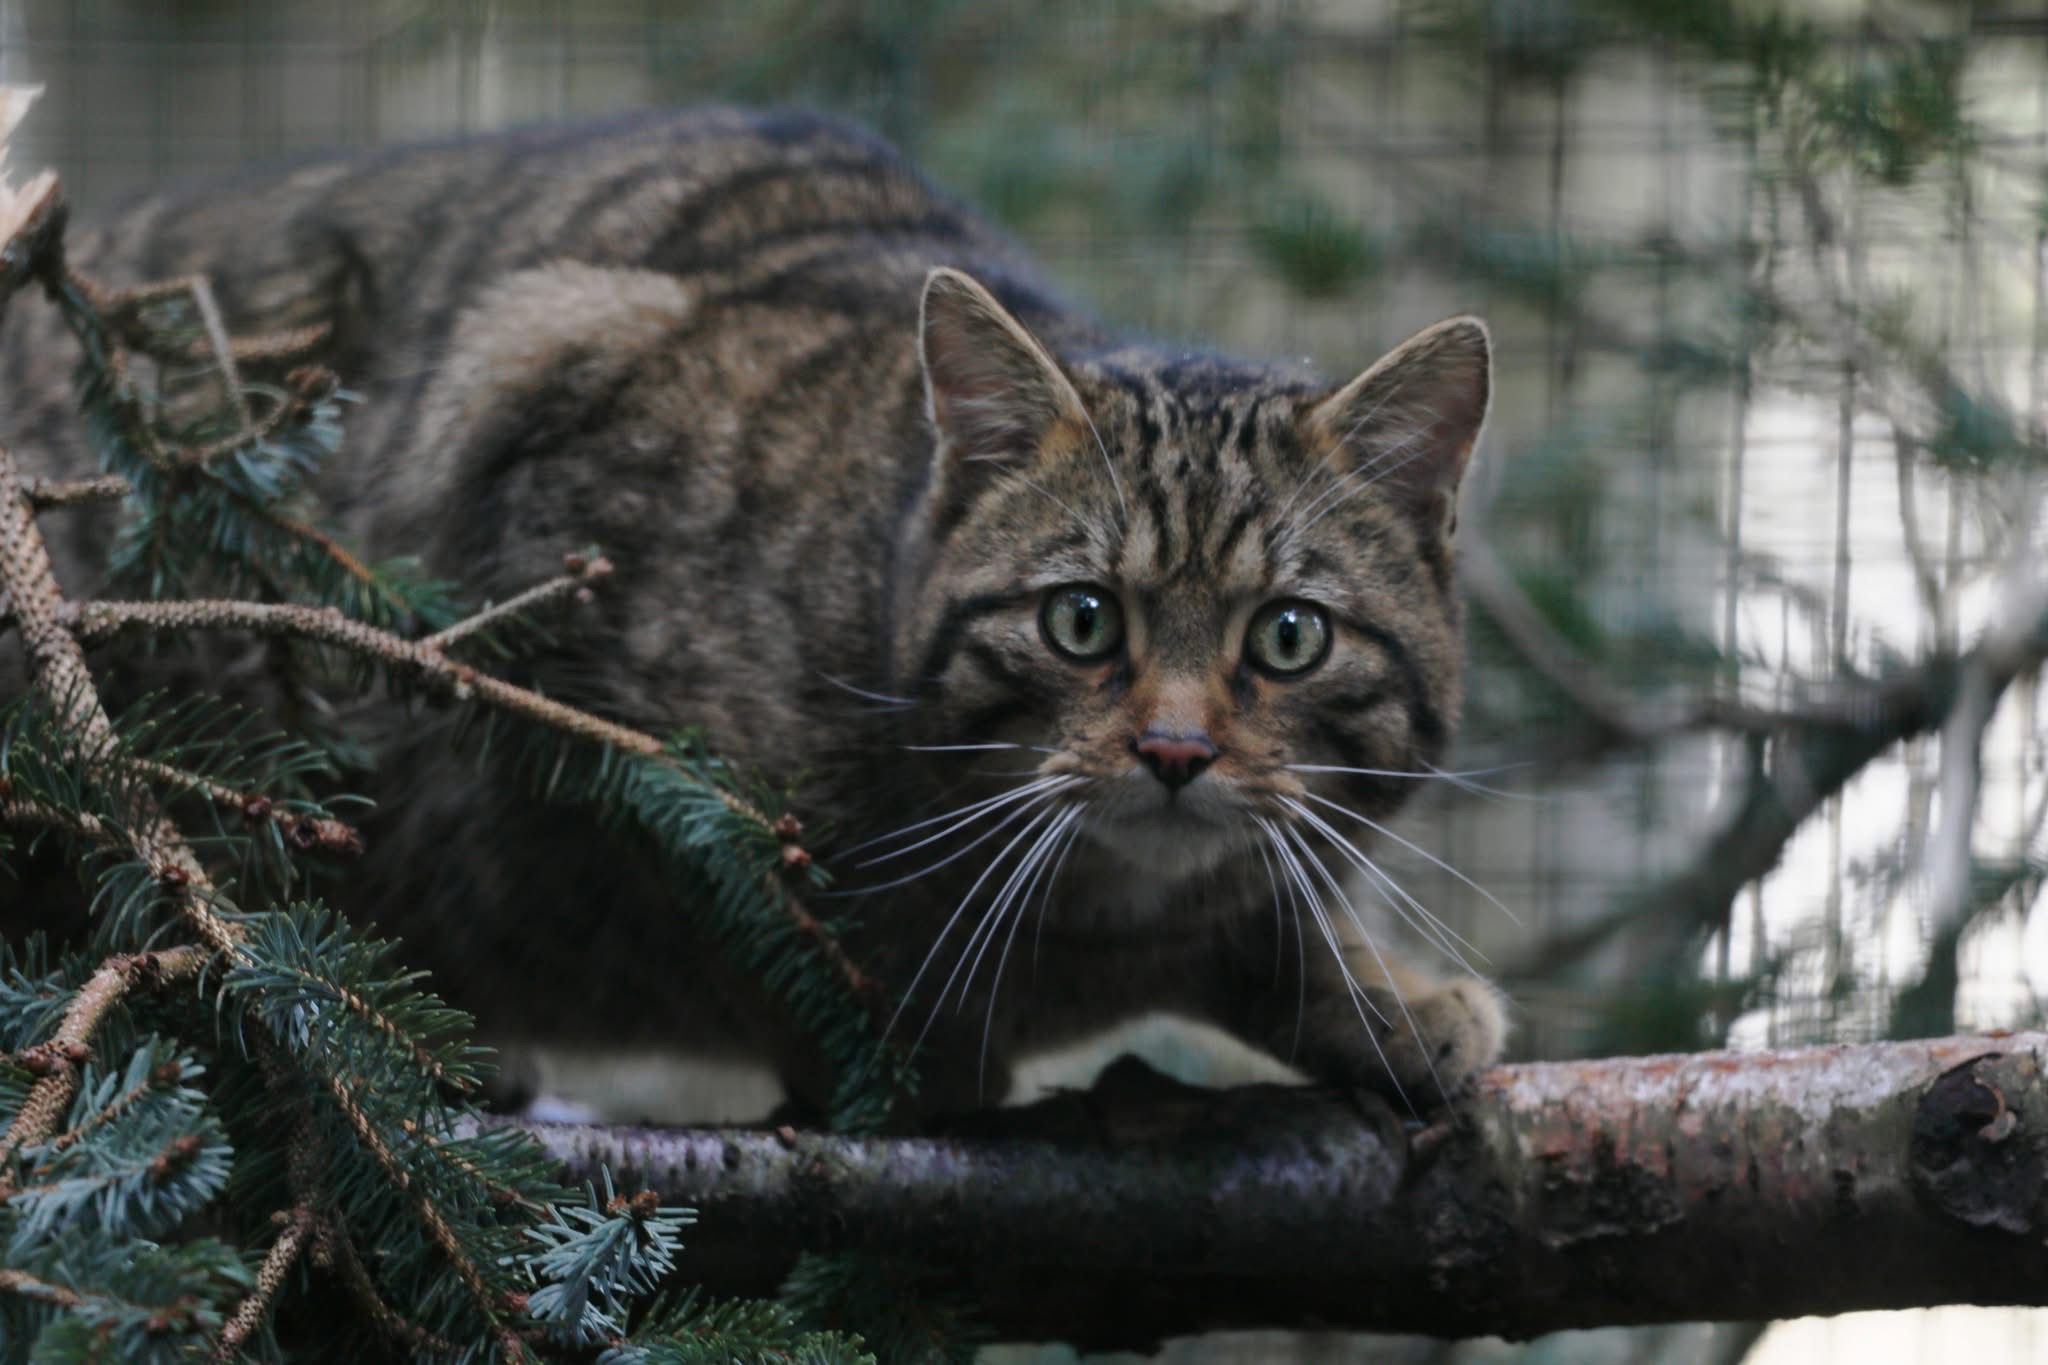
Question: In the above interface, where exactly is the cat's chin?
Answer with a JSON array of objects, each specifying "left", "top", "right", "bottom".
[{"left": 1077, "top": 806, "right": 1246, "bottom": 883}]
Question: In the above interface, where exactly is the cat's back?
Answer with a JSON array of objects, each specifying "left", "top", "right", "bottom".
[
  {"left": 62, "top": 107, "right": 1015, "bottom": 359},
  {"left": 14, "top": 108, "right": 1057, "bottom": 513},
  {"left": 9, "top": 110, "right": 1091, "bottom": 744}
]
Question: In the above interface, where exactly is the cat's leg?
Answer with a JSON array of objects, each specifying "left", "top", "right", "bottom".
[{"left": 1207, "top": 920, "right": 1508, "bottom": 1108}]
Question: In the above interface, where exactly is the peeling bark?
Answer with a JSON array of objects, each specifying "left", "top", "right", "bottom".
[{"left": 510, "top": 1032, "right": 2048, "bottom": 1350}]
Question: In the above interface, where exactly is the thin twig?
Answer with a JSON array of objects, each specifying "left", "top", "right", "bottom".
[
  {"left": 402, "top": 1118, "right": 547, "bottom": 1213},
  {"left": 124, "top": 754, "right": 363, "bottom": 857},
  {"left": 208, "top": 1202, "right": 315, "bottom": 1362},
  {"left": 176, "top": 385, "right": 310, "bottom": 467},
  {"left": 1461, "top": 535, "right": 1900, "bottom": 750},
  {"left": 315, "top": 1220, "right": 465, "bottom": 1357},
  {"left": 420, "top": 553, "right": 612, "bottom": 652},
  {"left": 0, "top": 1266, "right": 85, "bottom": 1310},
  {"left": 65, "top": 596, "right": 781, "bottom": 826},
  {"left": 44, "top": 1057, "right": 180, "bottom": 1156},
  {"left": 0, "top": 797, "right": 108, "bottom": 842},
  {"left": 15, "top": 473, "right": 130, "bottom": 509}
]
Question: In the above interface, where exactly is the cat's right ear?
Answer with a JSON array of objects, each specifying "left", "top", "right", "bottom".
[{"left": 919, "top": 267, "right": 1089, "bottom": 482}]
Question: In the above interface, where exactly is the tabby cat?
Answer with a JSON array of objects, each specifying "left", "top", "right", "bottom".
[{"left": 9, "top": 108, "right": 1505, "bottom": 1116}]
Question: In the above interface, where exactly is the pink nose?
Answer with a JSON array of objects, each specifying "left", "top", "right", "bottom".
[{"left": 1134, "top": 731, "right": 1217, "bottom": 789}]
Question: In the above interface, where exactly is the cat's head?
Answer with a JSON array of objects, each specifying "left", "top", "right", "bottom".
[{"left": 892, "top": 267, "right": 1489, "bottom": 898}]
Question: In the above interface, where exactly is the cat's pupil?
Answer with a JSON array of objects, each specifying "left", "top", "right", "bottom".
[
  {"left": 1075, "top": 601, "right": 1098, "bottom": 640},
  {"left": 1276, "top": 614, "right": 1300, "bottom": 656}
]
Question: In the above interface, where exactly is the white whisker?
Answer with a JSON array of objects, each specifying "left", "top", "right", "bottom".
[
  {"left": 831, "top": 781, "right": 1077, "bottom": 900},
  {"left": 1030, "top": 809, "right": 1088, "bottom": 972},
  {"left": 852, "top": 774, "right": 1071, "bottom": 866},
  {"left": 1251, "top": 835, "right": 1286, "bottom": 988},
  {"left": 1077, "top": 402, "right": 1128, "bottom": 520},
  {"left": 888, "top": 797, "right": 1072, "bottom": 1043},
  {"left": 1273, "top": 369, "right": 1416, "bottom": 525},
  {"left": 1259, "top": 817, "right": 1378, "bottom": 1028},
  {"left": 1282, "top": 797, "right": 1485, "bottom": 974},
  {"left": 1281, "top": 823, "right": 1442, "bottom": 1107},
  {"left": 1300, "top": 790, "right": 1521, "bottom": 926},
  {"left": 917, "top": 806, "right": 1073, "bottom": 1055},
  {"left": 1262, "top": 820, "right": 1403, "bottom": 1106},
  {"left": 1285, "top": 426, "right": 1424, "bottom": 535},
  {"left": 1294, "top": 426, "right": 1441, "bottom": 538},
  {"left": 1251, "top": 829, "right": 1307, "bottom": 1052},
  {"left": 1421, "top": 760, "right": 1537, "bottom": 801},
  {"left": 978, "top": 806, "right": 1086, "bottom": 1090},
  {"left": 1012, "top": 472, "right": 1087, "bottom": 524},
  {"left": 1286, "top": 761, "right": 1529, "bottom": 782},
  {"left": 948, "top": 805, "right": 1077, "bottom": 1012},
  {"left": 816, "top": 672, "right": 917, "bottom": 707},
  {"left": 902, "top": 742, "right": 1021, "bottom": 752}
]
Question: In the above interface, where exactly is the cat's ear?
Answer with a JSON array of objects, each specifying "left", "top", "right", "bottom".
[
  {"left": 919, "top": 266, "right": 1088, "bottom": 471},
  {"left": 1303, "top": 316, "right": 1492, "bottom": 540}
]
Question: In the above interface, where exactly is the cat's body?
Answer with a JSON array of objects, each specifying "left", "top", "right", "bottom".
[{"left": 7, "top": 109, "right": 1505, "bottom": 1115}]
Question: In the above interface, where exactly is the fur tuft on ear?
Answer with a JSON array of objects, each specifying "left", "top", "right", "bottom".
[
  {"left": 919, "top": 267, "right": 1088, "bottom": 471},
  {"left": 1302, "top": 316, "right": 1492, "bottom": 539}
]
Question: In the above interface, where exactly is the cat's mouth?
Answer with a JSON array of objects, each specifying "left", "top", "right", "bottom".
[{"left": 1077, "top": 795, "right": 1247, "bottom": 880}]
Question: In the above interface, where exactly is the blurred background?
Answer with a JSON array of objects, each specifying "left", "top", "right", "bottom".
[{"left": 4, "top": 1, "right": 2046, "bottom": 1362}]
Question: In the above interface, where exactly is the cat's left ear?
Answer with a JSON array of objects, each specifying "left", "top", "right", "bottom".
[{"left": 1302, "top": 316, "right": 1492, "bottom": 541}]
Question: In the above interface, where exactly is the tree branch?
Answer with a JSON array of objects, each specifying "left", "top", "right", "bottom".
[
  {"left": 1502, "top": 548, "right": 2048, "bottom": 981},
  {"left": 513, "top": 1033, "right": 2048, "bottom": 1351}
]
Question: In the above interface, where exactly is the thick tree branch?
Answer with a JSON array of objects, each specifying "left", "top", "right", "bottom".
[{"left": 514, "top": 1033, "right": 2048, "bottom": 1350}]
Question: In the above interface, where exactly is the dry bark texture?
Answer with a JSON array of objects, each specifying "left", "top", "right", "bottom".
[{"left": 513, "top": 1032, "right": 2048, "bottom": 1350}]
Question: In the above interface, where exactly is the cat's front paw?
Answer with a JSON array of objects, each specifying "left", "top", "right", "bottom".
[{"left": 1297, "top": 973, "right": 1508, "bottom": 1109}]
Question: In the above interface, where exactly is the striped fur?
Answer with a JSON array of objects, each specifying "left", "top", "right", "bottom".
[{"left": 7, "top": 110, "right": 1504, "bottom": 1114}]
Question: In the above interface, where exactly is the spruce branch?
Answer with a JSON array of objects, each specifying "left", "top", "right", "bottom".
[
  {"left": 41, "top": 260, "right": 438, "bottom": 635},
  {"left": 123, "top": 753, "right": 363, "bottom": 858},
  {"left": 313, "top": 1218, "right": 465, "bottom": 1358},
  {"left": 403, "top": 1119, "right": 549, "bottom": 1216},
  {"left": 60, "top": 596, "right": 887, "bottom": 1030},
  {"left": 308, "top": 1057, "right": 530, "bottom": 1360},
  {"left": 0, "top": 438, "right": 242, "bottom": 956},
  {"left": 45, "top": 1045, "right": 192, "bottom": 1155},
  {"left": 0, "top": 370, "right": 541, "bottom": 1353},
  {"left": 0, "top": 946, "right": 205, "bottom": 1185},
  {"left": 207, "top": 1201, "right": 314, "bottom": 1363},
  {"left": 62, "top": 596, "right": 781, "bottom": 829},
  {"left": 0, "top": 131, "right": 909, "bottom": 1362}
]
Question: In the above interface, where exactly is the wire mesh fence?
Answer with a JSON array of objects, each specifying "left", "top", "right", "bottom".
[{"left": 1, "top": 1, "right": 2044, "bottom": 1360}]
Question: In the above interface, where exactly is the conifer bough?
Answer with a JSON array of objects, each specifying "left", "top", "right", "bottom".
[{"left": 516, "top": 1031, "right": 2048, "bottom": 1350}]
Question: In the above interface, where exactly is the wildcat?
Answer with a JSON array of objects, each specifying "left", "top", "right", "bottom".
[{"left": 6, "top": 108, "right": 1505, "bottom": 1117}]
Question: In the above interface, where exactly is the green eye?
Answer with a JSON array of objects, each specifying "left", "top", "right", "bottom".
[
  {"left": 1040, "top": 585, "right": 1124, "bottom": 662},
  {"left": 1246, "top": 600, "right": 1331, "bottom": 678}
]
